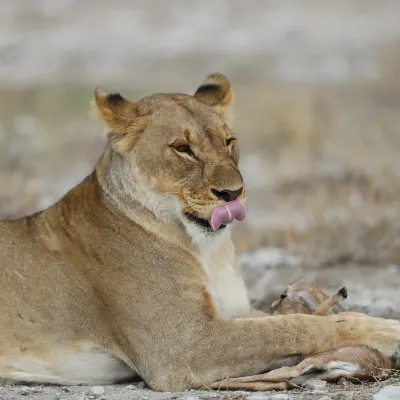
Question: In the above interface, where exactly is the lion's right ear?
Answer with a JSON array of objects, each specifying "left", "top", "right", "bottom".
[
  {"left": 90, "top": 87, "right": 137, "bottom": 123},
  {"left": 91, "top": 87, "right": 143, "bottom": 153}
]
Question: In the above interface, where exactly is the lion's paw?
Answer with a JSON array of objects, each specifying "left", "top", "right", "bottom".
[{"left": 334, "top": 314, "right": 400, "bottom": 358}]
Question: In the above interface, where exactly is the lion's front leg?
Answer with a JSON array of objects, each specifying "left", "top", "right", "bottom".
[
  {"left": 148, "top": 313, "right": 400, "bottom": 391},
  {"left": 201, "top": 287, "right": 396, "bottom": 392}
]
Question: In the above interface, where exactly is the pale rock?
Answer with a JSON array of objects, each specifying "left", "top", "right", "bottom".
[
  {"left": 271, "top": 394, "right": 292, "bottom": 400},
  {"left": 374, "top": 385, "right": 400, "bottom": 400},
  {"left": 90, "top": 386, "right": 105, "bottom": 396}
]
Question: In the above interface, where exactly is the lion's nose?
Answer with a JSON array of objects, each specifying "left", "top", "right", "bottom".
[{"left": 211, "top": 187, "right": 243, "bottom": 202}]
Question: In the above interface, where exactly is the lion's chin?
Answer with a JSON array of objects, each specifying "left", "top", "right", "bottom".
[{"left": 183, "top": 212, "right": 226, "bottom": 231}]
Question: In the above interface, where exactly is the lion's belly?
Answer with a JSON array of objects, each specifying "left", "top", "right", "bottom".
[
  {"left": 0, "top": 341, "right": 135, "bottom": 385},
  {"left": 198, "top": 230, "right": 250, "bottom": 318}
]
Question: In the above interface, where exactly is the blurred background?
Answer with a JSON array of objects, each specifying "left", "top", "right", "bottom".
[{"left": 1, "top": 0, "right": 400, "bottom": 316}]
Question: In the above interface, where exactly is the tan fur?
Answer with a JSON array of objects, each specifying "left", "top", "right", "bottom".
[
  {"left": 1, "top": 74, "right": 400, "bottom": 391},
  {"left": 312, "top": 287, "right": 347, "bottom": 316},
  {"left": 270, "top": 278, "right": 347, "bottom": 315}
]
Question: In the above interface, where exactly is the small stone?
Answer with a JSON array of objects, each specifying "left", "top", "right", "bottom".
[
  {"left": 176, "top": 396, "right": 200, "bottom": 400},
  {"left": 318, "top": 397, "right": 333, "bottom": 400},
  {"left": 271, "top": 394, "right": 291, "bottom": 400},
  {"left": 20, "top": 387, "right": 30, "bottom": 395},
  {"left": 303, "top": 379, "right": 328, "bottom": 391},
  {"left": 91, "top": 386, "right": 105, "bottom": 396},
  {"left": 374, "top": 385, "right": 400, "bottom": 400},
  {"left": 248, "top": 395, "right": 271, "bottom": 400},
  {"left": 136, "top": 381, "right": 146, "bottom": 389},
  {"left": 21, "top": 386, "right": 43, "bottom": 394},
  {"left": 332, "top": 394, "right": 348, "bottom": 400}
]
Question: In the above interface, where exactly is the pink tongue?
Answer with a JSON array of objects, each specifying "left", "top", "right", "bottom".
[{"left": 209, "top": 201, "right": 246, "bottom": 231}]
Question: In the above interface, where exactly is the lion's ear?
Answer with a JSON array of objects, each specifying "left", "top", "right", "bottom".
[
  {"left": 90, "top": 87, "right": 142, "bottom": 153},
  {"left": 194, "top": 73, "right": 234, "bottom": 127},
  {"left": 91, "top": 87, "right": 137, "bottom": 122}
]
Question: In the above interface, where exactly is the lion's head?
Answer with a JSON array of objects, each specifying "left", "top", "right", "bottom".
[{"left": 92, "top": 73, "right": 246, "bottom": 241}]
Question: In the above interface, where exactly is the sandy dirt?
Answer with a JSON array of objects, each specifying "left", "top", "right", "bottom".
[{"left": 1, "top": 377, "right": 399, "bottom": 399}]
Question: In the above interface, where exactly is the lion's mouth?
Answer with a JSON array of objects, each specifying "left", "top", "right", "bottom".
[
  {"left": 183, "top": 201, "right": 246, "bottom": 231},
  {"left": 209, "top": 201, "right": 246, "bottom": 231},
  {"left": 183, "top": 212, "right": 226, "bottom": 231}
]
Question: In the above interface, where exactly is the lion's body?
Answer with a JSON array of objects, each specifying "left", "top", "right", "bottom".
[
  {"left": 0, "top": 171, "right": 251, "bottom": 388},
  {"left": 0, "top": 74, "right": 399, "bottom": 391}
]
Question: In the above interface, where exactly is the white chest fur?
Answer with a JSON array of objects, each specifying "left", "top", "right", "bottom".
[{"left": 197, "top": 229, "right": 250, "bottom": 318}]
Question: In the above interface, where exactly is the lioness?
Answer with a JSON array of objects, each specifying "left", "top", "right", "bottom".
[{"left": 0, "top": 73, "right": 399, "bottom": 391}]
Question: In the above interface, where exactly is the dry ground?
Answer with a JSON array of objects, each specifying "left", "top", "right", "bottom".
[{"left": 1, "top": 377, "right": 400, "bottom": 400}]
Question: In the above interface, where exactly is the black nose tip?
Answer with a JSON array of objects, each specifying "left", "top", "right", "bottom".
[{"left": 211, "top": 187, "right": 243, "bottom": 202}]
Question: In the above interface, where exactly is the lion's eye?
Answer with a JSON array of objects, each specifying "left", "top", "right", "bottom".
[
  {"left": 173, "top": 144, "right": 195, "bottom": 158},
  {"left": 226, "top": 137, "right": 236, "bottom": 147}
]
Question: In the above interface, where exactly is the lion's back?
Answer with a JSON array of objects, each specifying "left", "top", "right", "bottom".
[{"left": 0, "top": 218, "right": 30, "bottom": 266}]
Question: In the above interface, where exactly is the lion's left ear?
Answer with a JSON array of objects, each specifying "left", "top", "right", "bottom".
[{"left": 194, "top": 73, "right": 234, "bottom": 127}]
